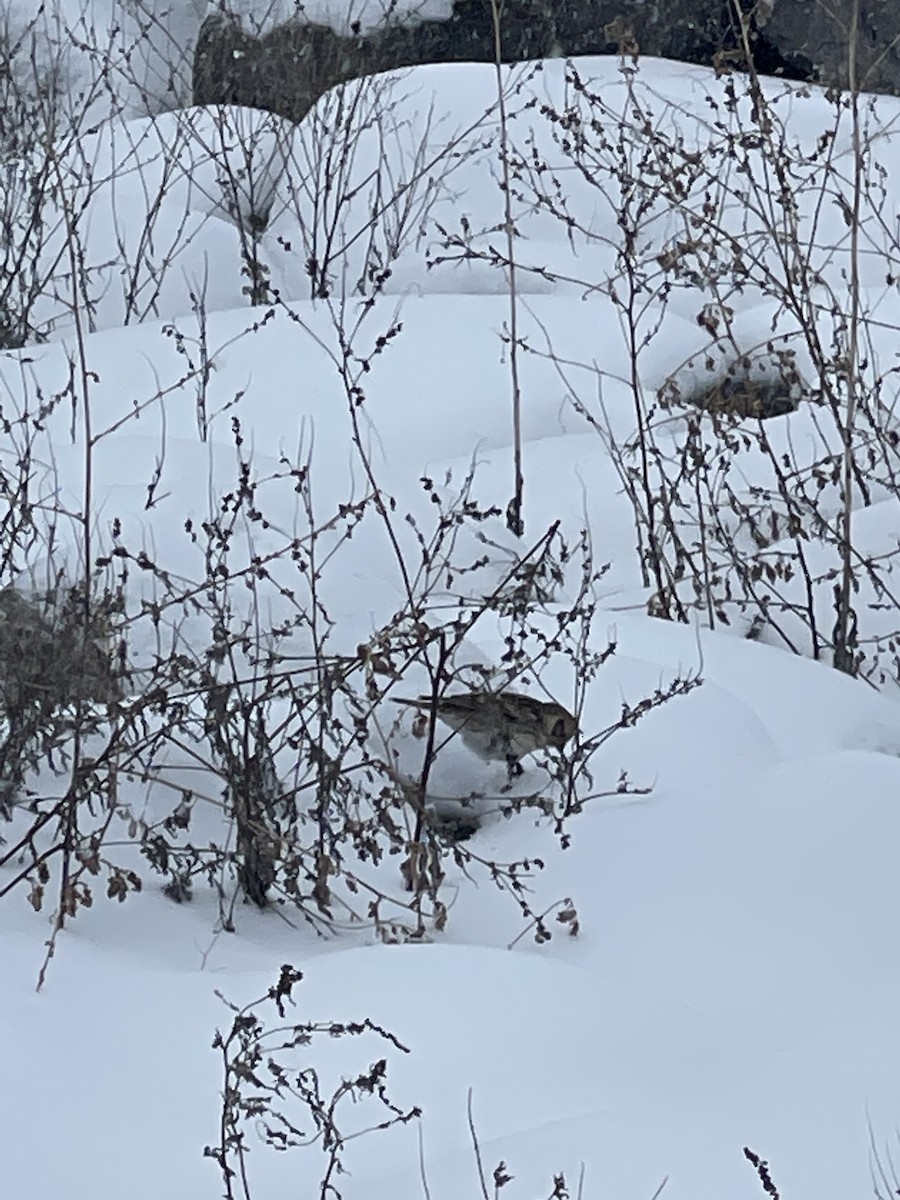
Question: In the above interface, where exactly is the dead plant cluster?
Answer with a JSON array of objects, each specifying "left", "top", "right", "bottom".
[
  {"left": 0, "top": 7, "right": 698, "bottom": 969},
  {"left": 432, "top": 25, "right": 900, "bottom": 686},
  {"left": 206, "top": 965, "right": 420, "bottom": 1200}
]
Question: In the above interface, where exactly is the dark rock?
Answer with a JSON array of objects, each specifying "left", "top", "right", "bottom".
[
  {"left": 193, "top": 12, "right": 350, "bottom": 124},
  {"left": 193, "top": 0, "right": 802, "bottom": 124},
  {"left": 762, "top": 0, "right": 900, "bottom": 96},
  {"left": 192, "top": 1, "right": 900, "bottom": 129}
]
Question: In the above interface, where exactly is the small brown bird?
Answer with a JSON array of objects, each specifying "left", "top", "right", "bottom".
[{"left": 393, "top": 689, "right": 577, "bottom": 766}]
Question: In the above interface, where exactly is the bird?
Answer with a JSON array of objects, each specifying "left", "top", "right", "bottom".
[{"left": 393, "top": 689, "right": 577, "bottom": 767}]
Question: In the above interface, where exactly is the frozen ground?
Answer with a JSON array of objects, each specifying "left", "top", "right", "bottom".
[{"left": 3, "top": 10, "right": 900, "bottom": 1200}]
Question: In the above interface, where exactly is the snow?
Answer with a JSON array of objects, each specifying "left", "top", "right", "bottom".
[
  {"left": 4, "top": 12, "right": 900, "bottom": 1200},
  {"left": 6, "top": 674, "right": 900, "bottom": 1200}
]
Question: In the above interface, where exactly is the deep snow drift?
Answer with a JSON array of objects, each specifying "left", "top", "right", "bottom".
[{"left": 3, "top": 19, "right": 900, "bottom": 1200}]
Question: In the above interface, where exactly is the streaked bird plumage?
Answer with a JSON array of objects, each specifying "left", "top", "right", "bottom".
[{"left": 393, "top": 689, "right": 577, "bottom": 764}]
